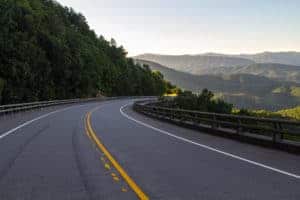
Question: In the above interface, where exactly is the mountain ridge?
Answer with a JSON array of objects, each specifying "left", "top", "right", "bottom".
[
  {"left": 135, "top": 59, "right": 300, "bottom": 111},
  {"left": 135, "top": 54, "right": 255, "bottom": 75},
  {"left": 135, "top": 51, "right": 300, "bottom": 66},
  {"left": 134, "top": 52, "right": 300, "bottom": 83}
]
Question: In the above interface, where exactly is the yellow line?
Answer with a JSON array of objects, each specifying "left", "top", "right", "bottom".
[
  {"left": 85, "top": 112, "right": 149, "bottom": 200},
  {"left": 84, "top": 122, "right": 91, "bottom": 139}
]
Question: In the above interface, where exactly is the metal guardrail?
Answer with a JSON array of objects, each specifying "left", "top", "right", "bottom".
[
  {"left": 134, "top": 101, "right": 300, "bottom": 149},
  {"left": 0, "top": 96, "right": 157, "bottom": 116},
  {"left": 0, "top": 97, "right": 109, "bottom": 115}
]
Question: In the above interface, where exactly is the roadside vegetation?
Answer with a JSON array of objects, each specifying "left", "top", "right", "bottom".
[
  {"left": 135, "top": 59, "right": 300, "bottom": 111},
  {"left": 276, "top": 106, "right": 300, "bottom": 120},
  {"left": 233, "top": 106, "right": 300, "bottom": 121},
  {"left": 0, "top": 0, "right": 173, "bottom": 104},
  {"left": 159, "top": 89, "right": 300, "bottom": 121},
  {"left": 159, "top": 89, "right": 233, "bottom": 114}
]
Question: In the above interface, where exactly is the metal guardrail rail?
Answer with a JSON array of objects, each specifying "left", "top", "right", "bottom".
[
  {"left": 0, "top": 96, "right": 156, "bottom": 116},
  {"left": 134, "top": 101, "right": 300, "bottom": 151},
  {"left": 0, "top": 97, "right": 116, "bottom": 115}
]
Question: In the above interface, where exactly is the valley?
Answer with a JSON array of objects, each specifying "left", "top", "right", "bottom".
[{"left": 135, "top": 58, "right": 300, "bottom": 111}]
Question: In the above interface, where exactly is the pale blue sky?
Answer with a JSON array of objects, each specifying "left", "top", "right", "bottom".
[{"left": 57, "top": 0, "right": 300, "bottom": 56}]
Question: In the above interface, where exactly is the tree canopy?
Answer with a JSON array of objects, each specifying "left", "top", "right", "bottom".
[
  {"left": 159, "top": 89, "right": 233, "bottom": 114},
  {"left": 0, "top": 0, "right": 171, "bottom": 104}
]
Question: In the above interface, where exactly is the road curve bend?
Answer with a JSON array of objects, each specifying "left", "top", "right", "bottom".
[{"left": 0, "top": 99, "right": 299, "bottom": 200}]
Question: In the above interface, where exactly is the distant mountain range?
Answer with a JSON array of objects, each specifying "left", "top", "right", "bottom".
[
  {"left": 135, "top": 59, "right": 300, "bottom": 111},
  {"left": 199, "top": 63, "right": 300, "bottom": 83},
  {"left": 236, "top": 52, "right": 300, "bottom": 66},
  {"left": 135, "top": 54, "right": 255, "bottom": 75},
  {"left": 135, "top": 51, "right": 300, "bottom": 67},
  {"left": 134, "top": 52, "right": 300, "bottom": 83},
  {"left": 200, "top": 52, "right": 300, "bottom": 66}
]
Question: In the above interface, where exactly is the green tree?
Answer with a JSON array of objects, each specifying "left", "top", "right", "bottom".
[
  {"left": 0, "top": 0, "right": 172, "bottom": 104},
  {"left": 167, "top": 89, "right": 233, "bottom": 114}
]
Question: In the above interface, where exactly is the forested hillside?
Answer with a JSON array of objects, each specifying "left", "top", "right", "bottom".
[
  {"left": 237, "top": 52, "right": 300, "bottom": 66},
  {"left": 135, "top": 53, "right": 300, "bottom": 83},
  {"left": 135, "top": 54, "right": 255, "bottom": 74},
  {"left": 185, "top": 63, "right": 300, "bottom": 83},
  {"left": 135, "top": 51, "right": 300, "bottom": 111},
  {"left": 0, "top": 0, "right": 170, "bottom": 104},
  {"left": 136, "top": 59, "right": 300, "bottom": 110}
]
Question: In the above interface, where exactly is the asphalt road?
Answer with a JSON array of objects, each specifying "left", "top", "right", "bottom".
[{"left": 0, "top": 99, "right": 299, "bottom": 200}]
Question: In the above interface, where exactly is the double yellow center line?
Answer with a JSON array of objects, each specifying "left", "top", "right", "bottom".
[{"left": 85, "top": 111, "right": 149, "bottom": 200}]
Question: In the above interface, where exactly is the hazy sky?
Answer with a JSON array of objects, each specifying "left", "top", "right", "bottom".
[{"left": 57, "top": 0, "right": 300, "bottom": 56}]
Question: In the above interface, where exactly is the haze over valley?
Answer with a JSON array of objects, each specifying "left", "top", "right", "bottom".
[{"left": 135, "top": 52, "right": 300, "bottom": 110}]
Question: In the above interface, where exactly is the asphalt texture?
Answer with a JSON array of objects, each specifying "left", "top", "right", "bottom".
[{"left": 0, "top": 99, "right": 299, "bottom": 200}]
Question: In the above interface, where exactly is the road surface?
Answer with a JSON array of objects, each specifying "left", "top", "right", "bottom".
[{"left": 0, "top": 99, "right": 299, "bottom": 200}]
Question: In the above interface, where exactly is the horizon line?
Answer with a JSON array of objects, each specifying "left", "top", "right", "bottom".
[{"left": 130, "top": 50, "right": 300, "bottom": 57}]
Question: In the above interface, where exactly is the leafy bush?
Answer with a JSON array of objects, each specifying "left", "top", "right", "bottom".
[
  {"left": 159, "top": 89, "right": 300, "bottom": 121},
  {"left": 233, "top": 108, "right": 289, "bottom": 120},
  {"left": 277, "top": 106, "right": 300, "bottom": 120},
  {"left": 162, "top": 89, "right": 233, "bottom": 114}
]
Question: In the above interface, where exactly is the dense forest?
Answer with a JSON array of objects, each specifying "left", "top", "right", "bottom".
[{"left": 0, "top": 0, "right": 173, "bottom": 104}]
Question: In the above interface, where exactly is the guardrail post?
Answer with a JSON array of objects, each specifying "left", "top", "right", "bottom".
[
  {"left": 134, "top": 100, "right": 300, "bottom": 148},
  {"left": 211, "top": 114, "right": 216, "bottom": 129},
  {"left": 167, "top": 110, "right": 170, "bottom": 119},
  {"left": 236, "top": 119, "right": 242, "bottom": 135},
  {"left": 193, "top": 113, "right": 198, "bottom": 125},
  {"left": 178, "top": 112, "right": 183, "bottom": 122},
  {"left": 273, "top": 122, "right": 283, "bottom": 143},
  {"left": 171, "top": 110, "right": 174, "bottom": 120}
]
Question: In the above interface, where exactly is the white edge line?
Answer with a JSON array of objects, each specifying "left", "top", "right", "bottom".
[
  {"left": 0, "top": 104, "right": 88, "bottom": 140},
  {"left": 120, "top": 103, "right": 300, "bottom": 180}
]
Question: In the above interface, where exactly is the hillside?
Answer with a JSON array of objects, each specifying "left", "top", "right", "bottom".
[
  {"left": 238, "top": 52, "right": 300, "bottom": 66},
  {"left": 135, "top": 54, "right": 255, "bottom": 74},
  {"left": 277, "top": 106, "right": 300, "bottom": 120},
  {"left": 193, "top": 52, "right": 300, "bottom": 66},
  {"left": 0, "top": 0, "right": 170, "bottom": 104},
  {"left": 135, "top": 53, "right": 300, "bottom": 83},
  {"left": 200, "top": 63, "right": 300, "bottom": 83},
  {"left": 136, "top": 59, "right": 300, "bottom": 110}
]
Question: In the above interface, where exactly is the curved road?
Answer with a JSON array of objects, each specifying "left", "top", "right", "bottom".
[{"left": 0, "top": 99, "right": 299, "bottom": 200}]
